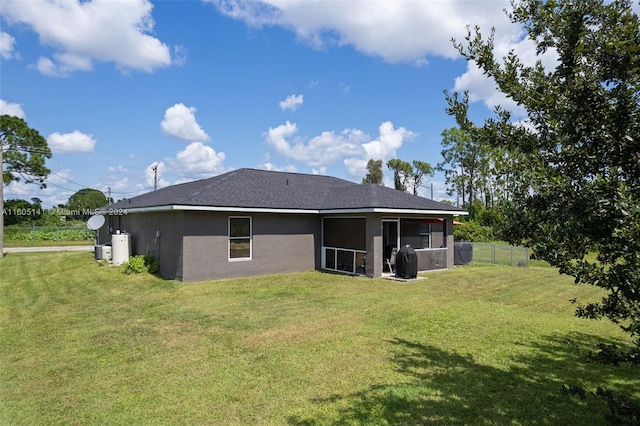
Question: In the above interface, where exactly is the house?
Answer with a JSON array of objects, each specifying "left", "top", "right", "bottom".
[{"left": 100, "top": 168, "right": 467, "bottom": 282}]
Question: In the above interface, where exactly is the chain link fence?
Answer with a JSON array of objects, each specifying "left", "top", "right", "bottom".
[{"left": 456, "top": 242, "right": 529, "bottom": 267}]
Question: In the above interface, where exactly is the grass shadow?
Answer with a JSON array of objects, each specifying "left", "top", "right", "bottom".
[{"left": 289, "top": 333, "right": 637, "bottom": 425}]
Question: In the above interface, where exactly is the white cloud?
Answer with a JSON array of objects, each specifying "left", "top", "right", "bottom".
[
  {"left": 161, "top": 103, "right": 211, "bottom": 142},
  {"left": 172, "top": 45, "right": 188, "bottom": 67},
  {"left": 265, "top": 120, "right": 298, "bottom": 152},
  {"left": 0, "top": 99, "right": 26, "bottom": 118},
  {"left": 40, "top": 169, "right": 76, "bottom": 206},
  {"left": 34, "top": 57, "right": 59, "bottom": 76},
  {"left": 171, "top": 142, "right": 226, "bottom": 178},
  {"left": 47, "top": 131, "right": 96, "bottom": 153},
  {"left": 101, "top": 166, "right": 151, "bottom": 200},
  {"left": 279, "top": 94, "right": 303, "bottom": 111},
  {"left": 342, "top": 157, "right": 369, "bottom": 180},
  {"left": 265, "top": 120, "right": 416, "bottom": 176},
  {"left": 256, "top": 153, "right": 297, "bottom": 173},
  {"left": 362, "top": 121, "right": 415, "bottom": 160},
  {"left": 258, "top": 162, "right": 297, "bottom": 173},
  {"left": 103, "top": 175, "right": 147, "bottom": 201},
  {"left": 0, "top": 31, "right": 16, "bottom": 59},
  {"left": 208, "top": 1, "right": 557, "bottom": 119},
  {"left": 4, "top": 168, "right": 75, "bottom": 208},
  {"left": 107, "top": 165, "right": 129, "bottom": 174},
  {"left": 34, "top": 53, "right": 94, "bottom": 77},
  {"left": 343, "top": 121, "right": 416, "bottom": 178},
  {"left": 1, "top": 0, "right": 175, "bottom": 76},
  {"left": 265, "top": 121, "right": 365, "bottom": 167},
  {"left": 208, "top": 0, "right": 511, "bottom": 63}
]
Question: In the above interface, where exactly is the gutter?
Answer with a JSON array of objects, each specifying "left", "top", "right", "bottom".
[{"left": 101, "top": 204, "right": 468, "bottom": 216}]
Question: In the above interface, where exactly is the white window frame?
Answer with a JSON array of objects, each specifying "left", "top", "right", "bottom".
[{"left": 228, "top": 216, "right": 252, "bottom": 261}]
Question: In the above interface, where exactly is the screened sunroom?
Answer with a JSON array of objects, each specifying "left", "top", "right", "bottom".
[
  {"left": 321, "top": 216, "right": 451, "bottom": 277},
  {"left": 382, "top": 218, "right": 448, "bottom": 274},
  {"left": 321, "top": 217, "right": 367, "bottom": 275}
]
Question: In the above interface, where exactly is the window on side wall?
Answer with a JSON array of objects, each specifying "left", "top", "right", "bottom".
[
  {"left": 229, "top": 217, "right": 252, "bottom": 260},
  {"left": 420, "top": 223, "right": 431, "bottom": 249}
]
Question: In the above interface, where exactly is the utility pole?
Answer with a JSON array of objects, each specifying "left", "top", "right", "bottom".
[
  {"left": 152, "top": 163, "right": 158, "bottom": 191},
  {"left": 107, "top": 187, "right": 112, "bottom": 205}
]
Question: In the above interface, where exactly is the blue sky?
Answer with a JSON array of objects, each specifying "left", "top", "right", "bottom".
[{"left": 1, "top": 0, "right": 548, "bottom": 207}]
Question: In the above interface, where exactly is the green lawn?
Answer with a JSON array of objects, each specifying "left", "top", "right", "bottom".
[{"left": 1, "top": 252, "right": 637, "bottom": 425}]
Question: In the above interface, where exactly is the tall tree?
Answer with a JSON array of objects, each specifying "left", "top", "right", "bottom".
[
  {"left": 438, "top": 127, "right": 469, "bottom": 206},
  {"left": 67, "top": 188, "right": 108, "bottom": 220},
  {"left": 410, "top": 160, "right": 434, "bottom": 195},
  {"left": 447, "top": 0, "right": 640, "bottom": 360},
  {"left": 1, "top": 116, "right": 51, "bottom": 187},
  {"left": 438, "top": 126, "right": 490, "bottom": 217},
  {"left": 1, "top": 115, "right": 52, "bottom": 255},
  {"left": 386, "top": 159, "right": 413, "bottom": 192},
  {"left": 361, "top": 159, "right": 384, "bottom": 184}
]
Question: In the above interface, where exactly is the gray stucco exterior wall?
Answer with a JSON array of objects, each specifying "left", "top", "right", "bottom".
[
  {"left": 101, "top": 211, "right": 319, "bottom": 282},
  {"left": 181, "top": 212, "right": 320, "bottom": 282},
  {"left": 446, "top": 217, "right": 455, "bottom": 268},
  {"left": 100, "top": 209, "right": 459, "bottom": 282},
  {"left": 365, "top": 214, "right": 383, "bottom": 278},
  {"left": 103, "top": 211, "right": 185, "bottom": 280}
]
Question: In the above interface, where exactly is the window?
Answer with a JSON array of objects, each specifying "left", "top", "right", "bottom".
[
  {"left": 420, "top": 223, "right": 431, "bottom": 249},
  {"left": 229, "top": 217, "right": 252, "bottom": 260}
]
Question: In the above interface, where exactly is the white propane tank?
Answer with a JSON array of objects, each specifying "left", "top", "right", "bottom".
[{"left": 111, "top": 233, "right": 131, "bottom": 265}]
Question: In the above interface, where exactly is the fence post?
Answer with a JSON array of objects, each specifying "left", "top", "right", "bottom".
[
  {"left": 491, "top": 244, "right": 496, "bottom": 264},
  {"left": 510, "top": 245, "right": 513, "bottom": 266}
]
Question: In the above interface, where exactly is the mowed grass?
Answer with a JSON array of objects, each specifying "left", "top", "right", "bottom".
[
  {"left": 1, "top": 252, "right": 637, "bottom": 425},
  {"left": 3, "top": 240, "right": 93, "bottom": 248}
]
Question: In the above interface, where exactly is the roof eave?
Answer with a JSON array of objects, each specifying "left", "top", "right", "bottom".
[
  {"left": 102, "top": 205, "right": 321, "bottom": 214},
  {"left": 319, "top": 207, "right": 469, "bottom": 215},
  {"left": 103, "top": 204, "right": 468, "bottom": 216}
]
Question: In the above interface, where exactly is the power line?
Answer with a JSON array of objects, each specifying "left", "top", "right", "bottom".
[
  {"left": 4, "top": 146, "right": 215, "bottom": 196},
  {"left": 6, "top": 145, "right": 205, "bottom": 179},
  {"left": 50, "top": 172, "right": 87, "bottom": 188},
  {"left": 41, "top": 181, "right": 77, "bottom": 193}
]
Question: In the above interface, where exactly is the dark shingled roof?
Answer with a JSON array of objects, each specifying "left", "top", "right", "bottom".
[
  {"left": 109, "top": 168, "right": 465, "bottom": 213},
  {"left": 323, "top": 184, "right": 460, "bottom": 211}
]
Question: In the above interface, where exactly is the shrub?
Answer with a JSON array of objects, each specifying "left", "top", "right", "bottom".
[
  {"left": 454, "top": 220, "right": 494, "bottom": 242},
  {"left": 122, "top": 256, "right": 148, "bottom": 275},
  {"left": 144, "top": 254, "right": 159, "bottom": 274},
  {"left": 3, "top": 226, "right": 93, "bottom": 242},
  {"left": 121, "top": 254, "right": 160, "bottom": 275}
]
